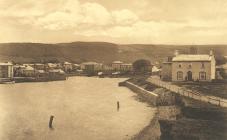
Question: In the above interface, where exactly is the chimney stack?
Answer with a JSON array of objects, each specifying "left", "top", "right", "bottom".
[
  {"left": 209, "top": 50, "right": 214, "bottom": 56},
  {"left": 174, "top": 50, "right": 179, "bottom": 56}
]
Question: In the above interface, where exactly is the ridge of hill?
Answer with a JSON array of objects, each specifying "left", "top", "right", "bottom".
[{"left": 0, "top": 42, "right": 226, "bottom": 64}]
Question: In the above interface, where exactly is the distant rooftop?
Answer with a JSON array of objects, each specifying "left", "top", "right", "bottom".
[
  {"left": 0, "top": 62, "right": 13, "bottom": 66},
  {"left": 172, "top": 54, "right": 212, "bottom": 62},
  {"left": 152, "top": 66, "right": 161, "bottom": 72},
  {"left": 64, "top": 62, "right": 72, "bottom": 65},
  {"left": 49, "top": 69, "right": 65, "bottom": 73},
  {"left": 35, "top": 63, "right": 44, "bottom": 65},
  {"left": 37, "top": 70, "right": 45, "bottom": 73},
  {"left": 24, "top": 65, "right": 34, "bottom": 70},
  {"left": 81, "top": 62, "right": 99, "bottom": 65},
  {"left": 112, "top": 61, "right": 123, "bottom": 64},
  {"left": 120, "top": 63, "right": 132, "bottom": 66},
  {"left": 47, "top": 63, "right": 58, "bottom": 67}
]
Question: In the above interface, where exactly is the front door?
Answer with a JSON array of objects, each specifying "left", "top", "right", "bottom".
[{"left": 187, "top": 71, "right": 192, "bottom": 81}]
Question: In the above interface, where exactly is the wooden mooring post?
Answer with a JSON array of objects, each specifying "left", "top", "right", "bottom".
[
  {"left": 49, "top": 115, "right": 54, "bottom": 129},
  {"left": 117, "top": 101, "right": 120, "bottom": 111}
]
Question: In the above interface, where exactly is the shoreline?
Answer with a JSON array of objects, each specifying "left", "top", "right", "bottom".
[
  {"left": 119, "top": 78, "right": 181, "bottom": 140},
  {"left": 132, "top": 106, "right": 181, "bottom": 140},
  {"left": 131, "top": 108, "right": 160, "bottom": 140},
  {"left": 0, "top": 74, "right": 134, "bottom": 84},
  {"left": 123, "top": 77, "right": 227, "bottom": 140}
]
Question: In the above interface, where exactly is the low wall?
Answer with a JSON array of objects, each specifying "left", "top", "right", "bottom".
[{"left": 119, "top": 81, "right": 158, "bottom": 106}]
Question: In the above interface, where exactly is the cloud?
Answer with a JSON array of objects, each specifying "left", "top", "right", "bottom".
[
  {"left": 0, "top": 0, "right": 63, "bottom": 18},
  {"left": 34, "top": 1, "right": 140, "bottom": 30},
  {"left": 81, "top": 2, "right": 112, "bottom": 26},
  {"left": 112, "top": 9, "right": 138, "bottom": 25},
  {"left": 76, "top": 20, "right": 185, "bottom": 38},
  {"left": 1, "top": 0, "right": 227, "bottom": 44}
]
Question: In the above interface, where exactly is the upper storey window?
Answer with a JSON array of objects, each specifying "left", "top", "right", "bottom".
[
  {"left": 178, "top": 64, "right": 182, "bottom": 68},
  {"left": 188, "top": 64, "right": 192, "bottom": 69}
]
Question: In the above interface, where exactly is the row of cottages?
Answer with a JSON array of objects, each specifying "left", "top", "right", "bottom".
[
  {"left": 79, "top": 61, "right": 133, "bottom": 73},
  {"left": 13, "top": 62, "right": 72, "bottom": 77},
  {"left": 112, "top": 61, "right": 133, "bottom": 72},
  {"left": 0, "top": 62, "right": 14, "bottom": 79},
  {"left": 14, "top": 64, "right": 45, "bottom": 77},
  {"left": 80, "top": 62, "right": 103, "bottom": 73},
  {"left": 162, "top": 50, "right": 216, "bottom": 82}
]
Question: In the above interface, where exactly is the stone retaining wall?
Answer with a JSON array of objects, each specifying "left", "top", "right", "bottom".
[{"left": 119, "top": 81, "right": 158, "bottom": 106}]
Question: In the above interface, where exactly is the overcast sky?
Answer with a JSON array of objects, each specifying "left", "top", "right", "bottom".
[{"left": 1, "top": 0, "right": 227, "bottom": 44}]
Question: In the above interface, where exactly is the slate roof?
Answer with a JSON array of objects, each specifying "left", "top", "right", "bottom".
[
  {"left": 0, "top": 62, "right": 13, "bottom": 66},
  {"left": 112, "top": 61, "right": 123, "bottom": 64},
  {"left": 172, "top": 55, "right": 212, "bottom": 62}
]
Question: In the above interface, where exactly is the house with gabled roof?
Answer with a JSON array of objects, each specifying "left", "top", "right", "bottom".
[{"left": 171, "top": 50, "right": 216, "bottom": 82}]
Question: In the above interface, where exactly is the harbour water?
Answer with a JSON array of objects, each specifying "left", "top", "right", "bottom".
[{"left": 0, "top": 77, "right": 156, "bottom": 140}]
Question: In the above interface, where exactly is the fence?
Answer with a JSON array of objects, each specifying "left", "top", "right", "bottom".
[{"left": 148, "top": 78, "right": 227, "bottom": 108}]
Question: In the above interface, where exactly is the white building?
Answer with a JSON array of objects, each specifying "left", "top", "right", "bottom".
[
  {"left": 120, "top": 63, "right": 132, "bottom": 72},
  {"left": 112, "top": 61, "right": 123, "bottom": 71},
  {"left": 0, "top": 62, "right": 13, "bottom": 79},
  {"left": 171, "top": 51, "right": 216, "bottom": 82},
  {"left": 152, "top": 66, "right": 161, "bottom": 75},
  {"left": 22, "top": 65, "right": 36, "bottom": 77},
  {"left": 63, "top": 62, "right": 73, "bottom": 72},
  {"left": 112, "top": 61, "right": 133, "bottom": 72},
  {"left": 80, "top": 62, "right": 103, "bottom": 73},
  {"left": 34, "top": 63, "right": 45, "bottom": 70}
]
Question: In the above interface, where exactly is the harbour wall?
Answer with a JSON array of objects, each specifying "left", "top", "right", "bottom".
[
  {"left": 119, "top": 81, "right": 158, "bottom": 106},
  {"left": 120, "top": 78, "right": 227, "bottom": 140},
  {"left": 119, "top": 80, "right": 182, "bottom": 107}
]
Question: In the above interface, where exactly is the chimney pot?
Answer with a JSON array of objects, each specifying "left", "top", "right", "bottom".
[{"left": 209, "top": 50, "right": 213, "bottom": 56}]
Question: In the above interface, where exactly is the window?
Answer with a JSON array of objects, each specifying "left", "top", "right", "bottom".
[
  {"left": 178, "top": 64, "right": 182, "bottom": 68},
  {"left": 199, "top": 72, "right": 206, "bottom": 80},
  {"left": 201, "top": 62, "right": 205, "bottom": 69},
  {"left": 188, "top": 64, "right": 192, "bottom": 69},
  {"left": 177, "top": 71, "right": 183, "bottom": 80}
]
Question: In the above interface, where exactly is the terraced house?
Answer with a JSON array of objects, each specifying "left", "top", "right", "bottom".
[
  {"left": 0, "top": 62, "right": 14, "bottom": 79},
  {"left": 172, "top": 50, "right": 216, "bottom": 82}
]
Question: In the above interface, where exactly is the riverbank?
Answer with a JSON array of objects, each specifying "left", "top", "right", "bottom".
[
  {"left": 0, "top": 73, "right": 136, "bottom": 84},
  {"left": 13, "top": 75, "right": 66, "bottom": 83},
  {"left": 120, "top": 77, "right": 227, "bottom": 140},
  {"left": 119, "top": 77, "right": 181, "bottom": 140}
]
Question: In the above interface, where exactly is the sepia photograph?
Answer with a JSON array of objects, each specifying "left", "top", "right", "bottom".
[{"left": 0, "top": 0, "right": 227, "bottom": 140}]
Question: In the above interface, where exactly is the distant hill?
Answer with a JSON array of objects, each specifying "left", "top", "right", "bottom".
[{"left": 0, "top": 42, "right": 226, "bottom": 64}]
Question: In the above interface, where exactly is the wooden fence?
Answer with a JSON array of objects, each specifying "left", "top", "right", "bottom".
[{"left": 148, "top": 78, "right": 227, "bottom": 108}]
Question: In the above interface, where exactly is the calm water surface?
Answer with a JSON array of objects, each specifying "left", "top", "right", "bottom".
[{"left": 0, "top": 77, "right": 156, "bottom": 140}]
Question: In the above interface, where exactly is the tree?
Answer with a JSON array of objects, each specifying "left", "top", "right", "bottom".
[
  {"left": 215, "top": 55, "right": 227, "bottom": 65},
  {"left": 132, "top": 59, "right": 152, "bottom": 74}
]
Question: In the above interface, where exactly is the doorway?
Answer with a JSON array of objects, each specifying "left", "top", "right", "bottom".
[{"left": 187, "top": 71, "right": 192, "bottom": 81}]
